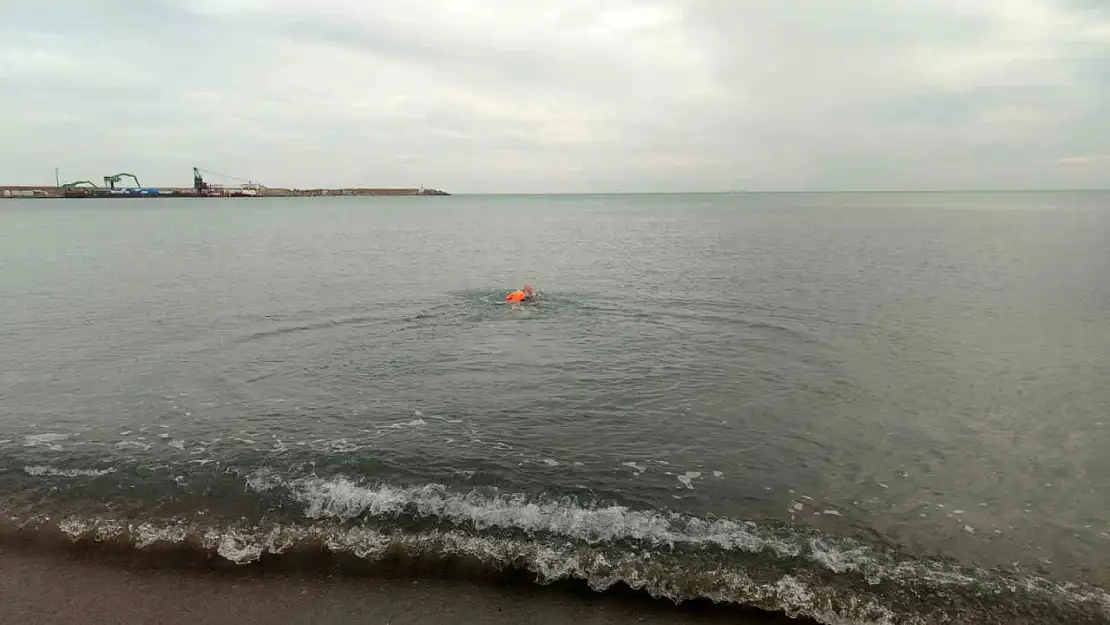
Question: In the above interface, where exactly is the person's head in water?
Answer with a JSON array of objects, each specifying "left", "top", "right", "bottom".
[{"left": 505, "top": 284, "right": 535, "bottom": 303}]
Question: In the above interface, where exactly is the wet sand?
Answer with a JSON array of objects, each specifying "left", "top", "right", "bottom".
[{"left": 0, "top": 549, "right": 809, "bottom": 625}]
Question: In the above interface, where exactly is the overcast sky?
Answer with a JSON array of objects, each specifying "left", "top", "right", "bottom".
[{"left": 1, "top": 0, "right": 1107, "bottom": 193}]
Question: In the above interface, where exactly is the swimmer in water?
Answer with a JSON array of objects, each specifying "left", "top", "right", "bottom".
[{"left": 505, "top": 284, "right": 535, "bottom": 303}]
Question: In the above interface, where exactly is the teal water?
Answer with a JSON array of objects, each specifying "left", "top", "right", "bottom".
[{"left": 2, "top": 193, "right": 1109, "bottom": 624}]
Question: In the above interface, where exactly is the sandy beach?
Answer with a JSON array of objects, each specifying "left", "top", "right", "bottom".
[{"left": 0, "top": 548, "right": 807, "bottom": 625}]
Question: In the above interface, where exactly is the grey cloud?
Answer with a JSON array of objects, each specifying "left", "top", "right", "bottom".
[
  {"left": 1058, "top": 0, "right": 1110, "bottom": 16},
  {"left": 1, "top": 0, "right": 1107, "bottom": 192}
]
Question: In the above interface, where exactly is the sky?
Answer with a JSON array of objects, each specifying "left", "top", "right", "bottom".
[{"left": 1, "top": 0, "right": 1107, "bottom": 193}]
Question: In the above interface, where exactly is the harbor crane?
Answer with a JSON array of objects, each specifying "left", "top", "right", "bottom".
[
  {"left": 193, "top": 167, "right": 210, "bottom": 194},
  {"left": 193, "top": 167, "right": 265, "bottom": 196},
  {"left": 103, "top": 173, "right": 141, "bottom": 189}
]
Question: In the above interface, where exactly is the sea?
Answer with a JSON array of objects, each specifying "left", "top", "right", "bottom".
[{"left": 1, "top": 192, "right": 1109, "bottom": 624}]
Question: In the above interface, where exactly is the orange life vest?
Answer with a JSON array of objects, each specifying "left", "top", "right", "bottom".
[{"left": 506, "top": 290, "right": 526, "bottom": 302}]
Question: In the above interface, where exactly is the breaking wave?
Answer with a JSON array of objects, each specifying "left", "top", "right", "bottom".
[
  {"left": 2, "top": 470, "right": 1108, "bottom": 625},
  {"left": 24, "top": 464, "right": 117, "bottom": 478}
]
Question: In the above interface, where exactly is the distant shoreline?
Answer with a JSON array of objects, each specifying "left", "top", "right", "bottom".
[
  {"left": 4, "top": 187, "right": 1107, "bottom": 199},
  {"left": 0, "top": 185, "right": 450, "bottom": 199}
]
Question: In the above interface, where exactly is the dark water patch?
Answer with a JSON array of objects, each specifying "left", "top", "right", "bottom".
[{"left": 228, "top": 314, "right": 386, "bottom": 345}]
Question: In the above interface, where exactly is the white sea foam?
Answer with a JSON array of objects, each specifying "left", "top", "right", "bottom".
[
  {"left": 380, "top": 418, "right": 426, "bottom": 430},
  {"left": 24, "top": 465, "right": 116, "bottom": 478},
  {"left": 244, "top": 467, "right": 284, "bottom": 493},
  {"left": 23, "top": 433, "right": 69, "bottom": 449},
  {"left": 621, "top": 462, "right": 646, "bottom": 475},
  {"left": 258, "top": 472, "right": 800, "bottom": 556},
  {"left": 677, "top": 471, "right": 702, "bottom": 490},
  {"left": 115, "top": 440, "right": 152, "bottom": 451},
  {"left": 321, "top": 439, "right": 361, "bottom": 453}
]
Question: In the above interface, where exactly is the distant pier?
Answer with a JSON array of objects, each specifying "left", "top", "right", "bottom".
[
  {"left": 1, "top": 185, "right": 450, "bottom": 199},
  {"left": 3, "top": 166, "right": 449, "bottom": 199}
]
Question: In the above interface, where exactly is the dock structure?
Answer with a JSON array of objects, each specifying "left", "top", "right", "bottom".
[
  {"left": 0, "top": 185, "right": 56, "bottom": 198},
  {"left": 1, "top": 186, "right": 449, "bottom": 198},
  {"left": 1, "top": 167, "right": 449, "bottom": 198}
]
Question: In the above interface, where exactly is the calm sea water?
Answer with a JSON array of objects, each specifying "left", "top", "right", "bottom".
[{"left": 2, "top": 193, "right": 1109, "bottom": 623}]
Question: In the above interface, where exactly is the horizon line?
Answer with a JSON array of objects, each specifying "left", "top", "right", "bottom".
[
  {"left": 448, "top": 188, "right": 1110, "bottom": 195},
  {"left": 5, "top": 186, "right": 1109, "bottom": 196}
]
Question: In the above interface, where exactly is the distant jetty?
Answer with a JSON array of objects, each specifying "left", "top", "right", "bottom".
[{"left": 1, "top": 167, "right": 449, "bottom": 199}]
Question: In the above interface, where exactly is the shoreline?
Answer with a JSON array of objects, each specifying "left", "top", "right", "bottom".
[
  {"left": 0, "top": 183, "right": 450, "bottom": 198},
  {"left": 0, "top": 547, "right": 808, "bottom": 625}
]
